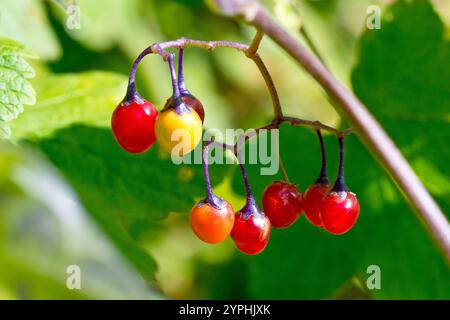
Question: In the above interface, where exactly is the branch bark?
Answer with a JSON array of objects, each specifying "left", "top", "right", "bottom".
[{"left": 211, "top": 0, "right": 450, "bottom": 262}]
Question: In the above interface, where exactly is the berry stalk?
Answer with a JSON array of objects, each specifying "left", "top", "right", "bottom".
[
  {"left": 332, "top": 136, "right": 348, "bottom": 194},
  {"left": 125, "top": 47, "right": 152, "bottom": 103},
  {"left": 168, "top": 53, "right": 181, "bottom": 99},
  {"left": 202, "top": 143, "right": 225, "bottom": 209},
  {"left": 167, "top": 53, "right": 189, "bottom": 114},
  {"left": 177, "top": 48, "right": 190, "bottom": 96},
  {"left": 316, "top": 129, "right": 329, "bottom": 184},
  {"left": 237, "top": 158, "right": 261, "bottom": 218}
]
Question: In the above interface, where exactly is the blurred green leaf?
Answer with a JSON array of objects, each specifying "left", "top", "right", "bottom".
[
  {"left": 0, "top": 142, "right": 161, "bottom": 298},
  {"left": 10, "top": 71, "right": 127, "bottom": 140},
  {"left": 274, "top": 0, "right": 302, "bottom": 31},
  {"left": 0, "top": 0, "right": 61, "bottom": 60}
]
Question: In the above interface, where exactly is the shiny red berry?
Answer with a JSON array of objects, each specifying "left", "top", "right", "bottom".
[
  {"left": 321, "top": 191, "right": 360, "bottom": 235},
  {"left": 262, "top": 181, "right": 303, "bottom": 229},
  {"left": 111, "top": 98, "right": 158, "bottom": 153},
  {"left": 163, "top": 94, "right": 205, "bottom": 123},
  {"left": 231, "top": 208, "right": 271, "bottom": 255},
  {"left": 303, "top": 181, "right": 330, "bottom": 227}
]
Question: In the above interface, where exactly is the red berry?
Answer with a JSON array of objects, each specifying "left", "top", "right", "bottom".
[
  {"left": 163, "top": 94, "right": 205, "bottom": 123},
  {"left": 190, "top": 200, "right": 235, "bottom": 244},
  {"left": 111, "top": 99, "right": 158, "bottom": 153},
  {"left": 231, "top": 210, "right": 271, "bottom": 255},
  {"left": 262, "top": 181, "right": 303, "bottom": 229},
  {"left": 303, "top": 182, "right": 330, "bottom": 227},
  {"left": 321, "top": 191, "right": 360, "bottom": 235}
]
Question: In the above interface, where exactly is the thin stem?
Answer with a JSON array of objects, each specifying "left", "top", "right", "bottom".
[
  {"left": 205, "top": 138, "right": 261, "bottom": 216},
  {"left": 279, "top": 156, "right": 289, "bottom": 182},
  {"left": 168, "top": 53, "right": 190, "bottom": 114},
  {"left": 316, "top": 130, "right": 328, "bottom": 184},
  {"left": 167, "top": 54, "right": 181, "bottom": 98},
  {"left": 177, "top": 48, "right": 190, "bottom": 95},
  {"left": 251, "top": 54, "right": 283, "bottom": 118},
  {"left": 140, "top": 37, "right": 347, "bottom": 133},
  {"left": 280, "top": 116, "right": 351, "bottom": 136},
  {"left": 202, "top": 144, "right": 215, "bottom": 203},
  {"left": 246, "top": 29, "right": 264, "bottom": 57},
  {"left": 238, "top": 160, "right": 257, "bottom": 208},
  {"left": 332, "top": 136, "right": 347, "bottom": 193},
  {"left": 125, "top": 46, "right": 152, "bottom": 102},
  {"left": 299, "top": 27, "right": 327, "bottom": 68},
  {"left": 150, "top": 37, "right": 285, "bottom": 121}
]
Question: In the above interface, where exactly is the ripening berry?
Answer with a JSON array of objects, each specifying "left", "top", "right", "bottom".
[
  {"left": 190, "top": 200, "right": 235, "bottom": 244},
  {"left": 155, "top": 108, "right": 203, "bottom": 156},
  {"left": 262, "top": 181, "right": 303, "bottom": 228},
  {"left": 303, "top": 181, "right": 330, "bottom": 227},
  {"left": 111, "top": 98, "right": 158, "bottom": 153},
  {"left": 321, "top": 191, "right": 360, "bottom": 235}
]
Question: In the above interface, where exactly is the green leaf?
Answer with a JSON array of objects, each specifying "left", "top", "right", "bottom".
[
  {"left": 10, "top": 71, "right": 127, "bottom": 140},
  {"left": 0, "top": 37, "right": 37, "bottom": 136}
]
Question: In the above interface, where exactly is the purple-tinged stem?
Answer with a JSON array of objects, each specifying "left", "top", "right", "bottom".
[
  {"left": 168, "top": 53, "right": 189, "bottom": 114},
  {"left": 177, "top": 48, "right": 190, "bottom": 95},
  {"left": 202, "top": 143, "right": 225, "bottom": 209},
  {"left": 316, "top": 130, "right": 329, "bottom": 185},
  {"left": 332, "top": 136, "right": 348, "bottom": 194},
  {"left": 237, "top": 158, "right": 261, "bottom": 217},
  {"left": 125, "top": 47, "right": 152, "bottom": 103},
  {"left": 202, "top": 144, "right": 215, "bottom": 203},
  {"left": 168, "top": 54, "right": 181, "bottom": 99}
]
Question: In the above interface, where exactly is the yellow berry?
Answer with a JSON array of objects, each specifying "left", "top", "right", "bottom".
[{"left": 155, "top": 108, "right": 203, "bottom": 156}]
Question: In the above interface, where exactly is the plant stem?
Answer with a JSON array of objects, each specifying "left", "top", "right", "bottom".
[
  {"left": 332, "top": 136, "right": 347, "bottom": 193},
  {"left": 167, "top": 54, "right": 180, "bottom": 98},
  {"left": 202, "top": 143, "right": 215, "bottom": 202},
  {"left": 279, "top": 156, "right": 289, "bottom": 182},
  {"left": 125, "top": 47, "right": 152, "bottom": 102},
  {"left": 151, "top": 36, "right": 287, "bottom": 122},
  {"left": 238, "top": 160, "right": 257, "bottom": 210},
  {"left": 177, "top": 48, "right": 190, "bottom": 95},
  {"left": 206, "top": 139, "right": 258, "bottom": 211},
  {"left": 316, "top": 130, "right": 328, "bottom": 184},
  {"left": 167, "top": 53, "right": 190, "bottom": 114}
]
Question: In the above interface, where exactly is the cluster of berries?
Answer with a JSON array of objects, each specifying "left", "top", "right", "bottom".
[
  {"left": 191, "top": 133, "right": 359, "bottom": 255},
  {"left": 111, "top": 49, "right": 204, "bottom": 156},
  {"left": 111, "top": 47, "right": 360, "bottom": 256}
]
